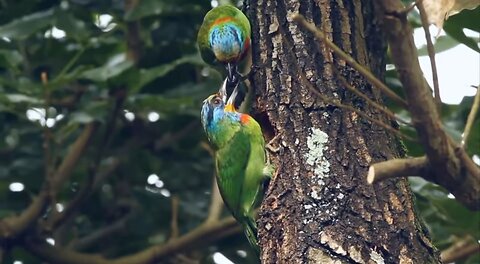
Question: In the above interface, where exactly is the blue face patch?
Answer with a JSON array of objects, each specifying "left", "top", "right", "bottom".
[
  {"left": 201, "top": 96, "right": 241, "bottom": 135},
  {"left": 208, "top": 23, "right": 244, "bottom": 62}
]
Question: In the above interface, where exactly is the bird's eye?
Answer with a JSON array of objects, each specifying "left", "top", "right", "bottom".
[{"left": 213, "top": 98, "right": 221, "bottom": 105}]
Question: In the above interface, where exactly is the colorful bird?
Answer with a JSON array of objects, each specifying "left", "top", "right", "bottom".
[
  {"left": 201, "top": 82, "right": 270, "bottom": 254},
  {"left": 197, "top": 5, "right": 251, "bottom": 87}
]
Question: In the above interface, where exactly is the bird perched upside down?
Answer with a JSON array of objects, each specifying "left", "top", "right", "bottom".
[
  {"left": 197, "top": 5, "right": 251, "bottom": 92},
  {"left": 201, "top": 81, "right": 271, "bottom": 254}
]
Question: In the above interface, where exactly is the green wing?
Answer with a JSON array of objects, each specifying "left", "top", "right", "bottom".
[
  {"left": 215, "top": 117, "right": 266, "bottom": 218},
  {"left": 241, "top": 119, "right": 266, "bottom": 214},
  {"left": 214, "top": 116, "right": 267, "bottom": 254},
  {"left": 215, "top": 127, "right": 251, "bottom": 218},
  {"left": 197, "top": 15, "right": 215, "bottom": 66}
]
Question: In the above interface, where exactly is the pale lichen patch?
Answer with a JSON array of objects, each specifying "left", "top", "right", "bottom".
[
  {"left": 307, "top": 247, "right": 342, "bottom": 264},
  {"left": 369, "top": 249, "right": 385, "bottom": 264},
  {"left": 348, "top": 246, "right": 365, "bottom": 264},
  {"left": 305, "top": 128, "right": 330, "bottom": 179}
]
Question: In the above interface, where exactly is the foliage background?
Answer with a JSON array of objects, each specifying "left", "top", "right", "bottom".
[{"left": 0, "top": 0, "right": 478, "bottom": 263}]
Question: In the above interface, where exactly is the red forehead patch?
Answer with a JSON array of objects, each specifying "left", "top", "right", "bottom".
[{"left": 213, "top": 16, "right": 233, "bottom": 25}]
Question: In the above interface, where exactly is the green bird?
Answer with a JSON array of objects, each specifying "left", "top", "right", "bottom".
[
  {"left": 197, "top": 5, "right": 251, "bottom": 89},
  {"left": 201, "top": 82, "right": 271, "bottom": 254}
]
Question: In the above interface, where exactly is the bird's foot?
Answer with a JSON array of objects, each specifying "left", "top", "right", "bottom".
[
  {"left": 263, "top": 163, "right": 275, "bottom": 179},
  {"left": 266, "top": 133, "right": 281, "bottom": 154}
]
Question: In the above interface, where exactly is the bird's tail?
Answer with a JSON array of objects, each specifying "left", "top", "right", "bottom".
[{"left": 243, "top": 215, "right": 260, "bottom": 256}]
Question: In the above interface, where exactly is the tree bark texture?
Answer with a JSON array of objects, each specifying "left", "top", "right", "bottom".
[{"left": 246, "top": 0, "right": 441, "bottom": 263}]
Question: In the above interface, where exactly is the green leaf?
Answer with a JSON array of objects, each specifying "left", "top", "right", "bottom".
[
  {"left": 0, "top": 49, "right": 22, "bottom": 69},
  {"left": 443, "top": 7, "right": 480, "bottom": 53},
  {"left": 55, "top": 11, "right": 89, "bottom": 41},
  {"left": 128, "top": 95, "right": 195, "bottom": 114},
  {"left": 0, "top": 8, "right": 56, "bottom": 39},
  {"left": 69, "top": 112, "right": 94, "bottom": 124},
  {"left": 466, "top": 119, "right": 480, "bottom": 155},
  {"left": 124, "top": 0, "right": 200, "bottom": 21},
  {"left": 0, "top": 94, "right": 42, "bottom": 104},
  {"left": 132, "top": 54, "right": 203, "bottom": 92},
  {"left": 81, "top": 54, "right": 134, "bottom": 82},
  {"left": 417, "top": 35, "right": 461, "bottom": 56},
  {"left": 124, "top": 0, "right": 170, "bottom": 21},
  {"left": 49, "top": 65, "right": 90, "bottom": 90},
  {"left": 445, "top": 7, "right": 480, "bottom": 32}
]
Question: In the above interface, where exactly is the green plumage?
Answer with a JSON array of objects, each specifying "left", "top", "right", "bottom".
[
  {"left": 201, "top": 93, "right": 271, "bottom": 254},
  {"left": 197, "top": 5, "right": 251, "bottom": 68}
]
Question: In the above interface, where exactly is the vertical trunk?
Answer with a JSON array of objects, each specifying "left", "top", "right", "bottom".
[{"left": 246, "top": 0, "right": 441, "bottom": 263}]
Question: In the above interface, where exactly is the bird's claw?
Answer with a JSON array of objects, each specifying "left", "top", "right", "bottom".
[{"left": 266, "top": 133, "right": 281, "bottom": 154}]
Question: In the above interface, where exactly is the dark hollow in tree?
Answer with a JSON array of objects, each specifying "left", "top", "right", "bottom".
[{"left": 246, "top": 0, "right": 441, "bottom": 263}]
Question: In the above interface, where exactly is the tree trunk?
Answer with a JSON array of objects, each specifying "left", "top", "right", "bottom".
[{"left": 246, "top": 0, "right": 441, "bottom": 263}]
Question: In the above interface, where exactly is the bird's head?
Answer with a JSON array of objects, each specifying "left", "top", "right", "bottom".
[{"left": 201, "top": 93, "right": 225, "bottom": 132}]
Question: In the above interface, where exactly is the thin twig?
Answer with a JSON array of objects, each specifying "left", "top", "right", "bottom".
[
  {"left": 41, "top": 72, "right": 53, "bottom": 182},
  {"left": 169, "top": 196, "right": 180, "bottom": 241},
  {"left": 298, "top": 71, "right": 417, "bottom": 142},
  {"left": 462, "top": 86, "right": 480, "bottom": 146},
  {"left": 24, "top": 217, "right": 240, "bottom": 264},
  {"left": 205, "top": 176, "right": 224, "bottom": 224},
  {"left": 68, "top": 201, "right": 138, "bottom": 251},
  {"left": 367, "top": 156, "right": 428, "bottom": 184},
  {"left": 335, "top": 69, "right": 411, "bottom": 126},
  {"left": 441, "top": 237, "right": 480, "bottom": 263},
  {"left": 417, "top": 0, "right": 441, "bottom": 110},
  {"left": 292, "top": 14, "right": 408, "bottom": 109},
  {"left": 53, "top": 45, "right": 87, "bottom": 85}
]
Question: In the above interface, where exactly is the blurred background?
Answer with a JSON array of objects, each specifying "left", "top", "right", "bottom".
[{"left": 0, "top": 0, "right": 478, "bottom": 263}]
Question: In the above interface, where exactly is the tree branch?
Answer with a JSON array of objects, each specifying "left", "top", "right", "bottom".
[
  {"left": 441, "top": 238, "right": 480, "bottom": 263},
  {"left": 68, "top": 201, "right": 138, "bottom": 251},
  {"left": 0, "top": 190, "right": 49, "bottom": 239},
  {"left": 205, "top": 176, "right": 224, "bottom": 224},
  {"left": 375, "top": 0, "right": 480, "bottom": 210},
  {"left": 24, "top": 217, "right": 240, "bottom": 264},
  {"left": 298, "top": 68, "right": 417, "bottom": 142},
  {"left": 292, "top": 14, "right": 408, "bottom": 109},
  {"left": 51, "top": 123, "right": 97, "bottom": 195},
  {"left": 335, "top": 69, "right": 411, "bottom": 126},
  {"left": 168, "top": 196, "right": 180, "bottom": 241},
  {"left": 417, "top": 0, "right": 441, "bottom": 109},
  {"left": 367, "top": 156, "right": 429, "bottom": 184}
]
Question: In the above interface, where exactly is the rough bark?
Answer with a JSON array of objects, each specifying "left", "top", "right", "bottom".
[{"left": 246, "top": 0, "right": 441, "bottom": 263}]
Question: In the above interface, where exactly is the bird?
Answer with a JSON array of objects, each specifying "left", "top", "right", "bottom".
[
  {"left": 200, "top": 81, "right": 271, "bottom": 254},
  {"left": 197, "top": 5, "right": 251, "bottom": 92}
]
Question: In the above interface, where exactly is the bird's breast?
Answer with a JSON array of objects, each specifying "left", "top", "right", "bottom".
[{"left": 209, "top": 24, "right": 244, "bottom": 63}]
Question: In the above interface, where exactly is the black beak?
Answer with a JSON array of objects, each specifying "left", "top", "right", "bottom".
[{"left": 226, "top": 63, "right": 235, "bottom": 83}]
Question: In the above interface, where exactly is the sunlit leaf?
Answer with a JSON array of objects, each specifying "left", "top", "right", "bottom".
[
  {"left": 0, "top": 8, "right": 56, "bottom": 39},
  {"left": 132, "top": 54, "right": 203, "bottom": 92},
  {"left": 81, "top": 55, "right": 134, "bottom": 82},
  {"left": 0, "top": 94, "right": 42, "bottom": 104},
  {"left": 417, "top": 35, "right": 462, "bottom": 56},
  {"left": 443, "top": 7, "right": 480, "bottom": 52}
]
